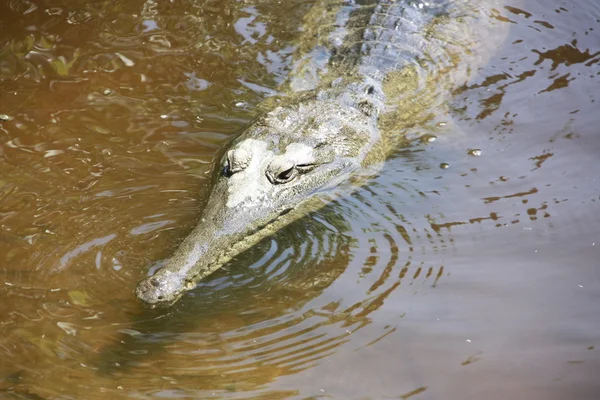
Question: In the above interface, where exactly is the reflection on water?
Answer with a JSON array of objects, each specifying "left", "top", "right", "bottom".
[{"left": 1, "top": 0, "right": 599, "bottom": 399}]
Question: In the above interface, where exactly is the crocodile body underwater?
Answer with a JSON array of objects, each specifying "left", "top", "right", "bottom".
[{"left": 136, "top": 0, "right": 509, "bottom": 307}]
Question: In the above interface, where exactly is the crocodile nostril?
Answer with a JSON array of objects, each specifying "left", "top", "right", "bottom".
[{"left": 150, "top": 278, "right": 160, "bottom": 287}]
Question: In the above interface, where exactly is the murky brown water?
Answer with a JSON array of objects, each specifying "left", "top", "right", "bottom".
[{"left": 1, "top": 0, "right": 599, "bottom": 399}]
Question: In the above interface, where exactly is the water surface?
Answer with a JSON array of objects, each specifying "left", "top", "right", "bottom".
[{"left": 0, "top": 0, "right": 599, "bottom": 399}]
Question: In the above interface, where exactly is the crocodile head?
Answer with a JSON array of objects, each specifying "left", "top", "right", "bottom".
[{"left": 136, "top": 99, "right": 382, "bottom": 307}]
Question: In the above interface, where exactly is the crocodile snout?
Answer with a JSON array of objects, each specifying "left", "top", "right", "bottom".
[{"left": 135, "top": 272, "right": 185, "bottom": 308}]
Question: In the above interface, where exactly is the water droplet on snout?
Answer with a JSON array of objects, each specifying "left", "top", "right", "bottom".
[{"left": 420, "top": 134, "right": 437, "bottom": 143}]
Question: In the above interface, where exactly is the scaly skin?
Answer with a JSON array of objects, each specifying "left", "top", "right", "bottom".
[{"left": 136, "top": 0, "right": 508, "bottom": 307}]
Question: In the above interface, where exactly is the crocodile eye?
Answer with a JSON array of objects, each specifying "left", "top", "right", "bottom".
[
  {"left": 275, "top": 167, "right": 296, "bottom": 183},
  {"left": 267, "top": 159, "right": 317, "bottom": 185},
  {"left": 222, "top": 158, "right": 232, "bottom": 177},
  {"left": 223, "top": 148, "right": 250, "bottom": 177}
]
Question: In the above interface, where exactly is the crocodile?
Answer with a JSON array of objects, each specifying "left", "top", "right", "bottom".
[{"left": 136, "top": 0, "right": 508, "bottom": 307}]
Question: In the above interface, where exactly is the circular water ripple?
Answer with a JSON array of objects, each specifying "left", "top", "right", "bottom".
[{"left": 58, "top": 139, "right": 457, "bottom": 398}]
